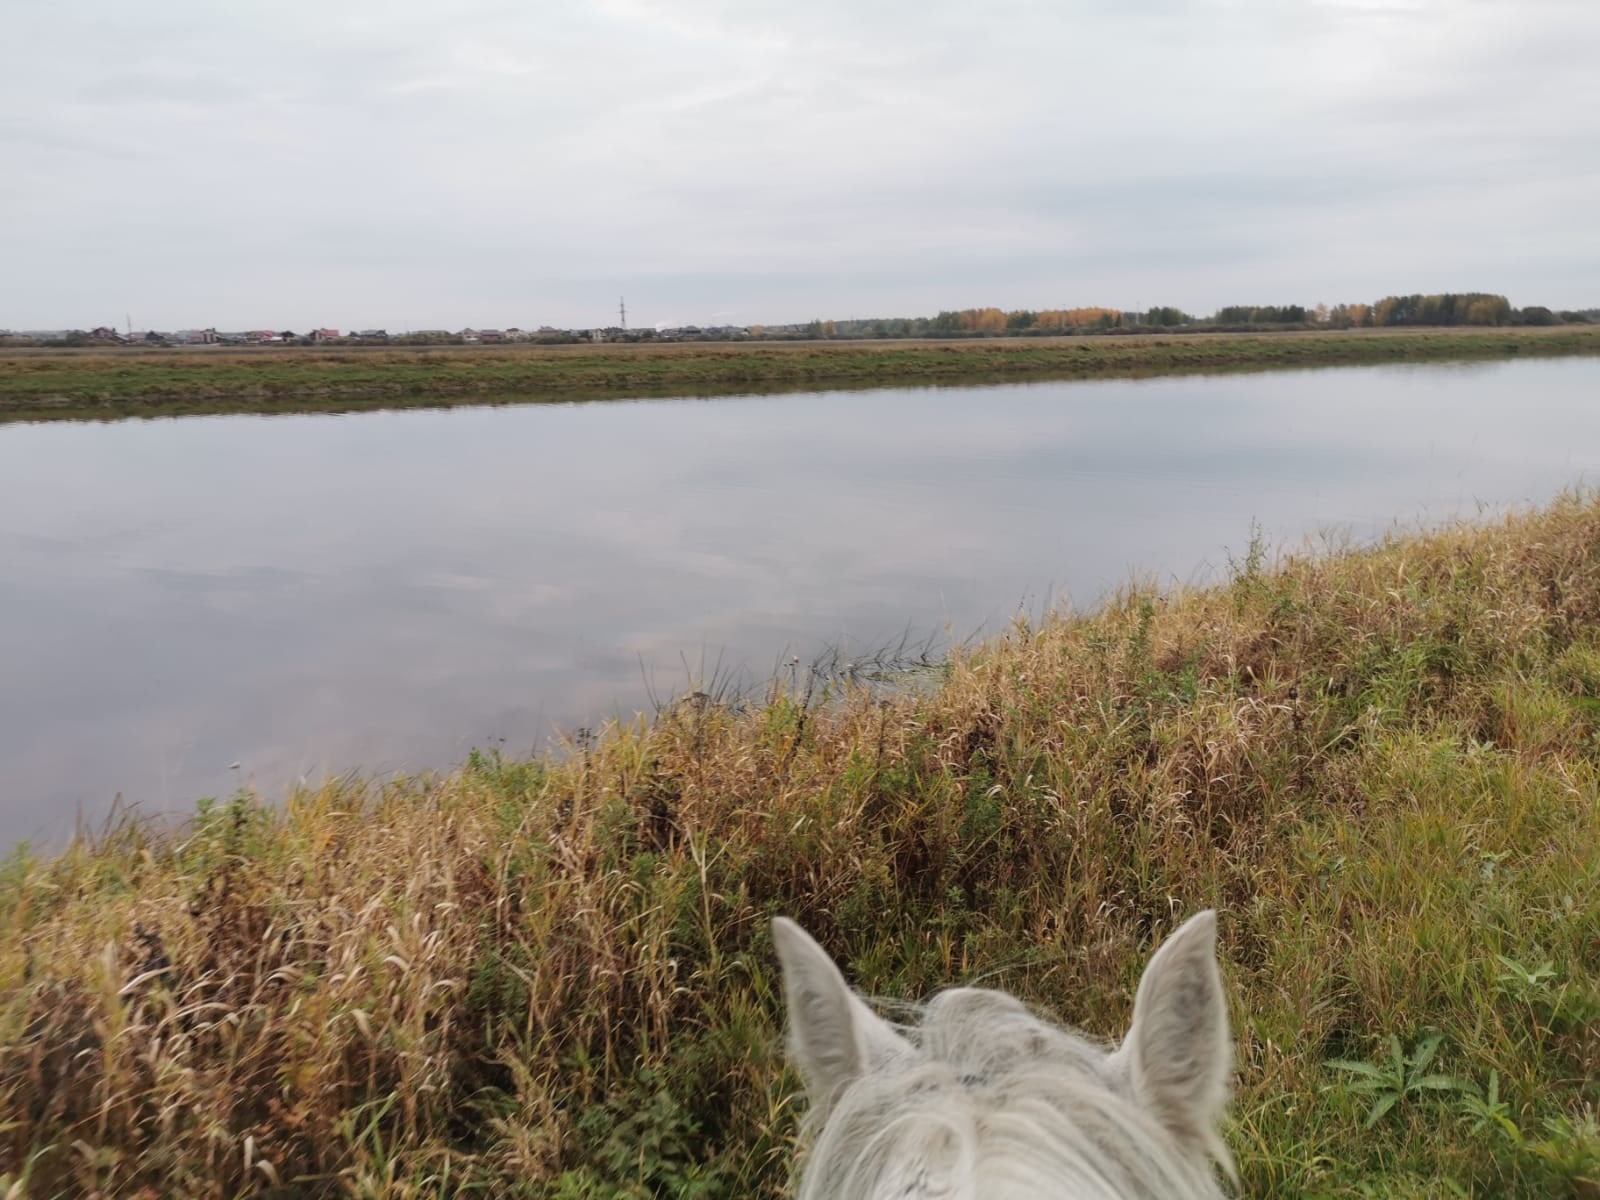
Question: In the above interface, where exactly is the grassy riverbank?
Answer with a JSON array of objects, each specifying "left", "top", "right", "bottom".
[
  {"left": 6, "top": 494, "right": 1600, "bottom": 1197},
  {"left": 3, "top": 325, "right": 1599, "bottom": 421}
]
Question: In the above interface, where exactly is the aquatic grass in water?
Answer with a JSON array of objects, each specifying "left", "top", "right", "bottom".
[{"left": 3, "top": 492, "right": 1600, "bottom": 1195}]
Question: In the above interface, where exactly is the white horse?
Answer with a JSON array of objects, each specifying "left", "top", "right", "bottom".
[{"left": 772, "top": 910, "right": 1235, "bottom": 1199}]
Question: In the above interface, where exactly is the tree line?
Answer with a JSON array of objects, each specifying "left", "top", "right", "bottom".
[{"left": 792, "top": 294, "right": 1594, "bottom": 341}]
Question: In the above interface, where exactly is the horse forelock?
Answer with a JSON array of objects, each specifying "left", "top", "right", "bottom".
[{"left": 796, "top": 986, "right": 1229, "bottom": 1200}]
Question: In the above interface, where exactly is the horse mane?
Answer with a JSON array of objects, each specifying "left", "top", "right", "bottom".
[{"left": 774, "top": 912, "right": 1235, "bottom": 1200}]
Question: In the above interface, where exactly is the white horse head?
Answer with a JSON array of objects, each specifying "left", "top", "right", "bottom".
[{"left": 773, "top": 911, "right": 1234, "bottom": 1199}]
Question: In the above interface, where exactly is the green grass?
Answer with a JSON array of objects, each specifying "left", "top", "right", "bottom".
[
  {"left": 4, "top": 492, "right": 1600, "bottom": 1196},
  {"left": 3, "top": 325, "right": 1599, "bottom": 421}
]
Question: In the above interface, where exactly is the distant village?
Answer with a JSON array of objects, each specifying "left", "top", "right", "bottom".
[
  {"left": 0, "top": 323, "right": 782, "bottom": 348},
  {"left": 3, "top": 293, "right": 1594, "bottom": 349}
]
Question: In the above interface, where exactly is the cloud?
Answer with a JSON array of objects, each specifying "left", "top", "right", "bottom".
[
  {"left": 1, "top": 0, "right": 1595, "bottom": 329},
  {"left": 77, "top": 71, "right": 255, "bottom": 107}
]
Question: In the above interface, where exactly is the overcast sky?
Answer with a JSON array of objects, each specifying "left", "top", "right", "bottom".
[{"left": 3, "top": 0, "right": 1596, "bottom": 331}]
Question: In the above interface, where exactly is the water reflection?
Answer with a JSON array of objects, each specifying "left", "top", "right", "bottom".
[{"left": 1, "top": 358, "right": 1595, "bottom": 845}]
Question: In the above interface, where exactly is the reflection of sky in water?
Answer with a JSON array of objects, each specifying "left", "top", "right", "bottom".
[{"left": 1, "top": 358, "right": 1596, "bottom": 845}]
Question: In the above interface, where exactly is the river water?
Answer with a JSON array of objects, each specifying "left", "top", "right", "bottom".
[{"left": 2, "top": 357, "right": 1595, "bottom": 846}]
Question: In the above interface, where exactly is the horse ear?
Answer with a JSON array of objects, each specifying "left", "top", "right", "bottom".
[
  {"left": 1120, "top": 910, "right": 1232, "bottom": 1165},
  {"left": 772, "top": 917, "right": 908, "bottom": 1114}
]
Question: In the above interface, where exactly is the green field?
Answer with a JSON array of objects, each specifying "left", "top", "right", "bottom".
[
  {"left": 4, "top": 493, "right": 1600, "bottom": 1196},
  {"left": 3, "top": 325, "right": 1599, "bottom": 421}
]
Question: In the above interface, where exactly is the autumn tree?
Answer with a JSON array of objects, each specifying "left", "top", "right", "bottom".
[{"left": 1066, "top": 307, "right": 1119, "bottom": 327}]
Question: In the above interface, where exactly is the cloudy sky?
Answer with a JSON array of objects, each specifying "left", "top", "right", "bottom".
[{"left": 3, "top": 0, "right": 1596, "bottom": 331}]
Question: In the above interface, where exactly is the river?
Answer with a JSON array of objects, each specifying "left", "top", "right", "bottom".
[{"left": 2, "top": 357, "right": 1595, "bottom": 846}]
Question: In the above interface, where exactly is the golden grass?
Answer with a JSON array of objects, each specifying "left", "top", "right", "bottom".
[{"left": 4, "top": 494, "right": 1600, "bottom": 1196}]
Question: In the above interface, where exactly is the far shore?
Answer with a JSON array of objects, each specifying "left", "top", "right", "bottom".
[{"left": 3, "top": 324, "right": 1598, "bottom": 422}]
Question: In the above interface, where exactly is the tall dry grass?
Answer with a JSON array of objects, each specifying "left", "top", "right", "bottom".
[{"left": 4, "top": 493, "right": 1600, "bottom": 1196}]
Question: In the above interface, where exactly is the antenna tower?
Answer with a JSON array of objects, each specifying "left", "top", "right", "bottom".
[{"left": 619, "top": 297, "right": 627, "bottom": 331}]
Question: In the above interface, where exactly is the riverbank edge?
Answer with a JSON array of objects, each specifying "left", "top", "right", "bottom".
[
  {"left": 4, "top": 324, "right": 1599, "bottom": 422},
  {"left": 4, "top": 492, "right": 1600, "bottom": 1196}
]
